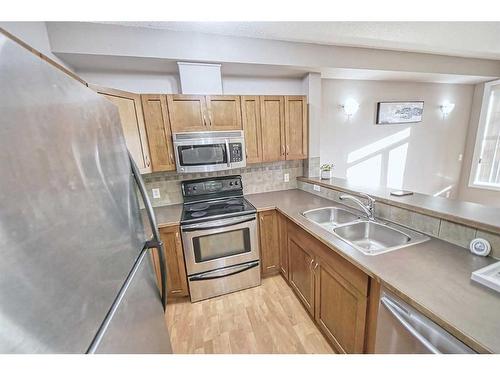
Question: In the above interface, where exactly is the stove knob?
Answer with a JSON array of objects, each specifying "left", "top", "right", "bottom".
[
  {"left": 229, "top": 182, "right": 233, "bottom": 186},
  {"left": 235, "top": 181, "right": 239, "bottom": 185},
  {"left": 192, "top": 186, "right": 197, "bottom": 191}
]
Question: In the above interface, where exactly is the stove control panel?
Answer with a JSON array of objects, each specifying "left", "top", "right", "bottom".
[{"left": 182, "top": 175, "right": 243, "bottom": 198}]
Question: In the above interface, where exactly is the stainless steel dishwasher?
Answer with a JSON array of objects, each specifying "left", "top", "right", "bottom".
[{"left": 374, "top": 287, "right": 476, "bottom": 354}]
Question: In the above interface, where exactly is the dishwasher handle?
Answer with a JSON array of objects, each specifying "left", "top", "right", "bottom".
[{"left": 380, "top": 296, "right": 441, "bottom": 354}]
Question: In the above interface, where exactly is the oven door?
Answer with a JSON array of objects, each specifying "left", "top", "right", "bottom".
[{"left": 181, "top": 215, "right": 259, "bottom": 275}]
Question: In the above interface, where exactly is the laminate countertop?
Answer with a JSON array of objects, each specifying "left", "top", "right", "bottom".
[
  {"left": 298, "top": 176, "right": 500, "bottom": 234},
  {"left": 151, "top": 190, "right": 500, "bottom": 353}
]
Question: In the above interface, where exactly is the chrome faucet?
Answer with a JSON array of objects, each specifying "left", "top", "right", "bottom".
[{"left": 339, "top": 193, "right": 376, "bottom": 220}]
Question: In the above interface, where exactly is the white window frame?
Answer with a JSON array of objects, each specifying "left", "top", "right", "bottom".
[{"left": 469, "top": 79, "right": 500, "bottom": 192}]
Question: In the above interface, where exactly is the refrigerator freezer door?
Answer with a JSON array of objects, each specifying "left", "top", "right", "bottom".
[
  {"left": 0, "top": 33, "right": 146, "bottom": 352},
  {"left": 92, "top": 250, "right": 172, "bottom": 354}
]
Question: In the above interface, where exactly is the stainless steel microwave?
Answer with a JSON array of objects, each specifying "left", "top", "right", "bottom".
[{"left": 173, "top": 131, "right": 246, "bottom": 173}]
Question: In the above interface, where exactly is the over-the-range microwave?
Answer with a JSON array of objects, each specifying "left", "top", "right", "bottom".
[{"left": 173, "top": 131, "right": 246, "bottom": 173}]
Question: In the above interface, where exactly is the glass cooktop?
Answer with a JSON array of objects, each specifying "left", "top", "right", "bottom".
[{"left": 181, "top": 197, "right": 256, "bottom": 224}]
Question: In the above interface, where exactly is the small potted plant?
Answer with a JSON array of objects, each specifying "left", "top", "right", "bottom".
[{"left": 320, "top": 163, "right": 334, "bottom": 180}]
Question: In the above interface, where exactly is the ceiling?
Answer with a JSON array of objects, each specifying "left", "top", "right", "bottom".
[{"left": 102, "top": 22, "right": 500, "bottom": 60}]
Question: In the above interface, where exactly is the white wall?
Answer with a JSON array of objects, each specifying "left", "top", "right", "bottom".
[
  {"left": 458, "top": 83, "right": 500, "bottom": 207},
  {"left": 222, "top": 76, "right": 304, "bottom": 95},
  {"left": 76, "top": 70, "right": 305, "bottom": 95},
  {"left": 77, "top": 70, "right": 180, "bottom": 93},
  {"left": 0, "top": 22, "right": 70, "bottom": 69},
  {"left": 320, "top": 79, "right": 474, "bottom": 198}
]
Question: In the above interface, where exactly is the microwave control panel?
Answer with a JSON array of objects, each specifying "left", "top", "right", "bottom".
[{"left": 229, "top": 143, "right": 243, "bottom": 162}]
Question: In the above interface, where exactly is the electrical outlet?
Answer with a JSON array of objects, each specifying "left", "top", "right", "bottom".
[
  {"left": 283, "top": 173, "right": 290, "bottom": 182},
  {"left": 152, "top": 188, "right": 161, "bottom": 199},
  {"left": 458, "top": 153, "right": 463, "bottom": 162},
  {"left": 313, "top": 184, "right": 321, "bottom": 192}
]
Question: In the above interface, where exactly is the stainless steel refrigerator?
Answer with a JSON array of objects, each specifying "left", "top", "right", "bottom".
[{"left": 0, "top": 31, "right": 172, "bottom": 353}]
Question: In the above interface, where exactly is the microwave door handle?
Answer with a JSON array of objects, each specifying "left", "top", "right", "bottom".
[
  {"left": 129, "top": 151, "right": 167, "bottom": 310},
  {"left": 182, "top": 216, "right": 256, "bottom": 232},
  {"left": 225, "top": 140, "right": 231, "bottom": 167},
  {"left": 380, "top": 296, "right": 441, "bottom": 354}
]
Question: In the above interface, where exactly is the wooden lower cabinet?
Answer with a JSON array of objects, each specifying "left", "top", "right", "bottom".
[
  {"left": 314, "top": 258, "right": 368, "bottom": 353},
  {"left": 151, "top": 225, "right": 189, "bottom": 299},
  {"left": 278, "top": 212, "right": 289, "bottom": 279},
  {"left": 288, "top": 233, "right": 315, "bottom": 316},
  {"left": 258, "top": 210, "right": 280, "bottom": 276},
  {"left": 283, "top": 217, "right": 370, "bottom": 353}
]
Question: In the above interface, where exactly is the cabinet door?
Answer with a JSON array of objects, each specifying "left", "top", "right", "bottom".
[
  {"left": 152, "top": 226, "right": 189, "bottom": 298},
  {"left": 206, "top": 95, "right": 242, "bottom": 131},
  {"left": 259, "top": 210, "right": 280, "bottom": 276},
  {"left": 91, "top": 85, "right": 151, "bottom": 174},
  {"left": 241, "top": 96, "right": 263, "bottom": 164},
  {"left": 278, "top": 212, "right": 289, "bottom": 280},
  {"left": 260, "top": 96, "right": 285, "bottom": 162},
  {"left": 288, "top": 233, "right": 315, "bottom": 316},
  {"left": 141, "top": 94, "right": 175, "bottom": 172},
  {"left": 314, "top": 258, "right": 367, "bottom": 353},
  {"left": 167, "top": 94, "right": 208, "bottom": 132},
  {"left": 284, "top": 96, "right": 308, "bottom": 160}
]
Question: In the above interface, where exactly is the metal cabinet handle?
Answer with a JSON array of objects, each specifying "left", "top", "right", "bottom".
[
  {"left": 313, "top": 261, "right": 319, "bottom": 271},
  {"left": 286, "top": 145, "right": 290, "bottom": 155},
  {"left": 169, "top": 153, "right": 174, "bottom": 163},
  {"left": 145, "top": 154, "right": 150, "bottom": 167},
  {"left": 282, "top": 144, "right": 285, "bottom": 156},
  {"left": 309, "top": 258, "right": 314, "bottom": 269}
]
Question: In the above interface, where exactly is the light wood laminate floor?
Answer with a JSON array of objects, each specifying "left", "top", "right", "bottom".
[{"left": 165, "top": 275, "right": 334, "bottom": 354}]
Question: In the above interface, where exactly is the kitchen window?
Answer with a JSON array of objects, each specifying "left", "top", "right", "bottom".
[{"left": 469, "top": 79, "right": 500, "bottom": 191}]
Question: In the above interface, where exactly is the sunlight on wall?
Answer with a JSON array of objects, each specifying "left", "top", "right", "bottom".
[
  {"left": 346, "top": 154, "right": 382, "bottom": 187},
  {"left": 346, "top": 128, "right": 411, "bottom": 189},
  {"left": 433, "top": 184, "right": 454, "bottom": 197},
  {"left": 387, "top": 143, "right": 409, "bottom": 189},
  {"left": 347, "top": 128, "right": 411, "bottom": 163}
]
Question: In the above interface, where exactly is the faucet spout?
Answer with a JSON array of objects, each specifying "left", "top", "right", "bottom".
[{"left": 339, "top": 194, "right": 376, "bottom": 220}]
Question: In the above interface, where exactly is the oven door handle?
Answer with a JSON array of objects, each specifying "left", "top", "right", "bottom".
[
  {"left": 182, "top": 215, "right": 256, "bottom": 232},
  {"left": 189, "top": 261, "right": 259, "bottom": 281}
]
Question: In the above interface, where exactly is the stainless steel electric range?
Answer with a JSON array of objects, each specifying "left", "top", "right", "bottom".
[{"left": 180, "top": 175, "right": 261, "bottom": 302}]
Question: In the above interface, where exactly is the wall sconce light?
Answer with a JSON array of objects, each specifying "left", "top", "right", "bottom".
[
  {"left": 341, "top": 98, "right": 360, "bottom": 118},
  {"left": 440, "top": 101, "right": 455, "bottom": 118}
]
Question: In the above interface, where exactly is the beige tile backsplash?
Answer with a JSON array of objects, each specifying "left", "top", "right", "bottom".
[
  {"left": 298, "top": 180, "right": 500, "bottom": 259},
  {"left": 143, "top": 160, "right": 303, "bottom": 207}
]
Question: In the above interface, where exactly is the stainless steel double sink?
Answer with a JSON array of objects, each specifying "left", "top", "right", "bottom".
[{"left": 302, "top": 207, "right": 429, "bottom": 256}]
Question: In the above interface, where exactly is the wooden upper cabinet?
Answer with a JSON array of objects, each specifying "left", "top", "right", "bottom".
[
  {"left": 260, "top": 96, "right": 285, "bottom": 162},
  {"left": 90, "top": 85, "right": 151, "bottom": 174},
  {"left": 206, "top": 96, "right": 242, "bottom": 131},
  {"left": 314, "top": 257, "right": 367, "bottom": 353},
  {"left": 167, "top": 94, "right": 208, "bottom": 132},
  {"left": 241, "top": 96, "right": 263, "bottom": 164},
  {"left": 285, "top": 96, "right": 308, "bottom": 160},
  {"left": 259, "top": 210, "right": 280, "bottom": 276},
  {"left": 141, "top": 94, "right": 176, "bottom": 172},
  {"left": 151, "top": 225, "right": 189, "bottom": 299}
]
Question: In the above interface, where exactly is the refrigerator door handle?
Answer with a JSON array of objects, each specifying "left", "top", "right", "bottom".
[{"left": 129, "top": 151, "right": 167, "bottom": 310}]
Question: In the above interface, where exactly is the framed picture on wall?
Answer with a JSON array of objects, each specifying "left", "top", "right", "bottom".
[{"left": 376, "top": 101, "right": 424, "bottom": 124}]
